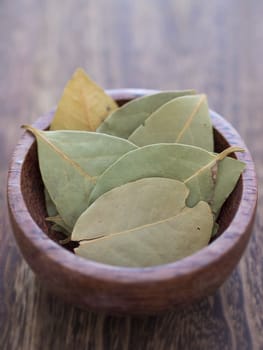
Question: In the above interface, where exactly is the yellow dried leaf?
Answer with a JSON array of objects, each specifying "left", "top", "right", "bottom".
[{"left": 50, "top": 68, "right": 118, "bottom": 131}]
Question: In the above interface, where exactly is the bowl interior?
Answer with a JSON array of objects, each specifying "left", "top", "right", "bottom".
[{"left": 20, "top": 97, "right": 243, "bottom": 253}]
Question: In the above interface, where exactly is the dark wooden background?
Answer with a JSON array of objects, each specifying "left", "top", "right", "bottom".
[{"left": 1, "top": 0, "right": 262, "bottom": 349}]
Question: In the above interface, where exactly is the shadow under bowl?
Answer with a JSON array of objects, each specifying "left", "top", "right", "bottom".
[{"left": 7, "top": 89, "right": 257, "bottom": 315}]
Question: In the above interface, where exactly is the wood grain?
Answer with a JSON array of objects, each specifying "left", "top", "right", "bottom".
[{"left": 1, "top": 0, "right": 262, "bottom": 349}]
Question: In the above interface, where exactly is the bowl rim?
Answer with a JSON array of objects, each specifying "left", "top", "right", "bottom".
[{"left": 7, "top": 88, "right": 258, "bottom": 285}]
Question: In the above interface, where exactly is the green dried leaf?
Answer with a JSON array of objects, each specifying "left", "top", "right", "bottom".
[
  {"left": 24, "top": 125, "right": 137, "bottom": 230},
  {"left": 212, "top": 156, "right": 244, "bottom": 216},
  {"left": 88, "top": 144, "right": 245, "bottom": 216},
  {"left": 73, "top": 178, "right": 213, "bottom": 267},
  {"left": 46, "top": 215, "right": 71, "bottom": 236},
  {"left": 129, "top": 94, "right": 213, "bottom": 151},
  {"left": 97, "top": 90, "right": 196, "bottom": 138},
  {"left": 50, "top": 68, "right": 118, "bottom": 131},
  {"left": 51, "top": 223, "right": 69, "bottom": 235},
  {"left": 211, "top": 222, "right": 219, "bottom": 237},
  {"left": 44, "top": 188, "right": 70, "bottom": 235},
  {"left": 44, "top": 188, "right": 58, "bottom": 217}
]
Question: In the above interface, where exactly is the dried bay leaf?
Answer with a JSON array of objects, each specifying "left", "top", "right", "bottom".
[
  {"left": 74, "top": 177, "right": 189, "bottom": 241},
  {"left": 97, "top": 90, "right": 196, "bottom": 138},
  {"left": 44, "top": 186, "right": 71, "bottom": 237},
  {"left": 88, "top": 144, "right": 245, "bottom": 216},
  {"left": 50, "top": 68, "right": 118, "bottom": 131},
  {"left": 44, "top": 188, "right": 58, "bottom": 217},
  {"left": 212, "top": 222, "right": 219, "bottom": 237},
  {"left": 129, "top": 94, "right": 213, "bottom": 151},
  {"left": 46, "top": 215, "right": 71, "bottom": 236},
  {"left": 51, "top": 223, "right": 69, "bottom": 235},
  {"left": 73, "top": 178, "right": 213, "bottom": 267},
  {"left": 24, "top": 125, "right": 137, "bottom": 229},
  {"left": 212, "top": 155, "right": 246, "bottom": 217}
]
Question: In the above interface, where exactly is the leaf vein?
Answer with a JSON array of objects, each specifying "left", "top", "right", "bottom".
[
  {"left": 24, "top": 125, "right": 96, "bottom": 183},
  {"left": 176, "top": 95, "right": 206, "bottom": 142},
  {"left": 78, "top": 206, "right": 187, "bottom": 245}
]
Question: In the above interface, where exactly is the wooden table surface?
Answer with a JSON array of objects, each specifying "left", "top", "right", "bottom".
[{"left": 1, "top": 0, "right": 262, "bottom": 349}]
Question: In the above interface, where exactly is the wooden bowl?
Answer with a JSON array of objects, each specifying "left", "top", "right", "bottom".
[{"left": 7, "top": 89, "right": 257, "bottom": 315}]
